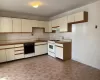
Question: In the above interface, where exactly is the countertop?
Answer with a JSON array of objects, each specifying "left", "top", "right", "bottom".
[
  {"left": 0, "top": 40, "right": 47, "bottom": 46},
  {"left": 0, "top": 39, "right": 72, "bottom": 46},
  {"left": 56, "top": 41, "right": 72, "bottom": 44},
  {"left": 55, "top": 39, "right": 72, "bottom": 44}
]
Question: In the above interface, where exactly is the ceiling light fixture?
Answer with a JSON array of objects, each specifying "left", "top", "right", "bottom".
[{"left": 29, "top": 1, "right": 43, "bottom": 8}]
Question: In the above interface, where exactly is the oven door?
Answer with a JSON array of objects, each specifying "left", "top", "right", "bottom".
[
  {"left": 24, "top": 42, "right": 35, "bottom": 54},
  {"left": 48, "top": 44, "right": 55, "bottom": 53}
]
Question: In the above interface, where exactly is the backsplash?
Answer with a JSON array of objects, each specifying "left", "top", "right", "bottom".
[
  {"left": 49, "top": 31, "right": 72, "bottom": 40},
  {"left": 0, "top": 29, "right": 49, "bottom": 41}
]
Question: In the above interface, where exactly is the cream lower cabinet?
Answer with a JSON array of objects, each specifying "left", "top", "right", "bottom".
[
  {"left": 59, "top": 16, "right": 68, "bottom": 32},
  {"left": 55, "top": 45, "right": 63, "bottom": 60},
  {"left": 55, "top": 42, "right": 71, "bottom": 60},
  {"left": 0, "top": 17, "right": 12, "bottom": 32},
  {"left": 0, "top": 49, "right": 6, "bottom": 63},
  {"left": 14, "top": 44, "right": 24, "bottom": 60},
  {"left": 35, "top": 43, "right": 47, "bottom": 56},
  {"left": 6, "top": 48, "right": 15, "bottom": 61}
]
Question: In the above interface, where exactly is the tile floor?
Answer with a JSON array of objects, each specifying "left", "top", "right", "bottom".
[{"left": 0, "top": 55, "right": 100, "bottom": 80}]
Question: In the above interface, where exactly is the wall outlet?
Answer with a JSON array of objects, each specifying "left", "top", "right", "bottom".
[{"left": 95, "top": 25, "right": 98, "bottom": 29}]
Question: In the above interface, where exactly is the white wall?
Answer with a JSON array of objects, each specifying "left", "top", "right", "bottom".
[{"left": 50, "top": 0, "right": 100, "bottom": 69}]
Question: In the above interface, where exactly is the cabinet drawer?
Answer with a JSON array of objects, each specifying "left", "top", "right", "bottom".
[
  {"left": 15, "top": 44, "right": 23, "bottom": 47},
  {"left": 0, "top": 45, "right": 14, "bottom": 49},
  {"left": 55, "top": 43, "right": 63, "bottom": 47},
  {"left": 15, "top": 50, "right": 24, "bottom": 54},
  {"left": 15, "top": 54, "right": 24, "bottom": 60},
  {"left": 15, "top": 47, "right": 24, "bottom": 51}
]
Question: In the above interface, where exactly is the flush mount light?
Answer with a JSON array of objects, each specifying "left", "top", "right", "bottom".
[{"left": 29, "top": 1, "right": 43, "bottom": 8}]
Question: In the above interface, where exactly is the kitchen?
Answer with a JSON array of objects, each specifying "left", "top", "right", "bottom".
[{"left": 0, "top": 0, "right": 100, "bottom": 80}]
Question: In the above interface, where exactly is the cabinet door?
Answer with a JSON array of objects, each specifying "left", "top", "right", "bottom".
[
  {"left": 6, "top": 48, "right": 15, "bottom": 61},
  {"left": 51, "top": 20, "right": 55, "bottom": 27},
  {"left": 59, "top": 16, "right": 68, "bottom": 32},
  {"left": 38, "top": 21, "right": 47, "bottom": 28},
  {"left": 51, "top": 19, "right": 59, "bottom": 27},
  {"left": 68, "top": 14, "right": 75, "bottom": 23},
  {"left": 0, "top": 17, "right": 12, "bottom": 32},
  {"left": 35, "top": 44, "right": 47, "bottom": 56},
  {"left": 45, "top": 21, "right": 52, "bottom": 32},
  {"left": 74, "top": 12, "right": 84, "bottom": 22},
  {"left": 31, "top": 20, "right": 38, "bottom": 27},
  {"left": 0, "top": 49, "right": 6, "bottom": 63},
  {"left": 15, "top": 54, "right": 24, "bottom": 60},
  {"left": 55, "top": 46, "right": 63, "bottom": 60},
  {"left": 12, "top": 18, "right": 22, "bottom": 32},
  {"left": 22, "top": 19, "right": 32, "bottom": 32}
]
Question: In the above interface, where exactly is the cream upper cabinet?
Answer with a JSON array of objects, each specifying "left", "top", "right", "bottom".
[
  {"left": 51, "top": 20, "right": 55, "bottom": 27},
  {"left": 51, "top": 19, "right": 59, "bottom": 27},
  {"left": 38, "top": 21, "right": 47, "bottom": 28},
  {"left": 6, "top": 48, "right": 15, "bottom": 61},
  {"left": 31, "top": 20, "right": 38, "bottom": 27},
  {"left": 12, "top": 18, "right": 22, "bottom": 32},
  {"left": 59, "top": 16, "right": 68, "bottom": 32},
  {"left": 22, "top": 19, "right": 32, "bottom": 32},
  {"left": 45, "top": 21, "right": 52, "bottom": 32},
  {"left": 74, "top": 12, "right": 84, "bottom": 22},
  {"left": 68, "top": 14, "right": 75, "bottom": 23},
  {"left": 0, "top": 49, "right": 6, "bottom": 63},
  {"left": 55, "top": 19, "right": 59, "bottom": 27},
  {"left": 0, "top": 17, "right": 12, "bottom": 32}
]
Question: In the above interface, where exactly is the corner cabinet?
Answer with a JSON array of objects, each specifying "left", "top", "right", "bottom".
[
  {"left": 68, "top": 11, "right": 88, "bottom": 23},
  {"left": 74, "top": 11, "right": 88, "bottom": 22},
  {"left": 22, "top": 19, "right": 32, "bottom": 32},
  {"left": 67, "top": 11, "right": 88, "bottom": 32},
  {"left": 12, "top": 18, "right": 22, "bottom": 32},
  {"left": 0, "top": 17, "right": 13, "bottom": 32}
]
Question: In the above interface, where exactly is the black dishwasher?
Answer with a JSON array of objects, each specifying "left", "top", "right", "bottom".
[{"left": 24, "top": 42, "right": 35, "bottom": 54}]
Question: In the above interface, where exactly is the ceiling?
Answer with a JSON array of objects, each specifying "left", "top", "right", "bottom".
[{"left": 0, "top": 0, "right": 98, "bottom": 17}]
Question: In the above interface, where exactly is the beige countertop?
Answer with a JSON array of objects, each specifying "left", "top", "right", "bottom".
[
  {"left": 55, "top": 40, "right": 72, "bottom": 44},
  {"left": 0, "top": 39, "right": 72, "bottom": 46},
  {"left": 0, "top": 40, "right": 48, "bottom": 46}
]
